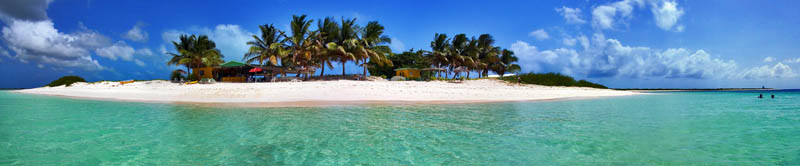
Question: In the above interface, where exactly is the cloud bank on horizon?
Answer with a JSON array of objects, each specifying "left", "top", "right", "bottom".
[{"left": 0, "top": 0, "right": 798, "bottom": 88}]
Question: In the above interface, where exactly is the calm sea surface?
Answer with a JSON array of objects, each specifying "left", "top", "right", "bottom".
[{"left": 1, "top": 90, "right": 799, "bottom": 165}]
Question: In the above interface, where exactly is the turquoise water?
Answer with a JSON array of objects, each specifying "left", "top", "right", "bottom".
[{"left": 1, "top": 90, "right": 799, "bottom": 165}]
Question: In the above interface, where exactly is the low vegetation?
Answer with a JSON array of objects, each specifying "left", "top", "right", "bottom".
[
  {"left": 501, "top": 73, "right": 608, "bottom": 89},
  {"left": 46, "top": 76, "right": 86, "bottom": 87}
]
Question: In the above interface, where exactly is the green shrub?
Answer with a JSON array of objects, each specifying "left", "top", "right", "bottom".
[
  {"left": 501, "top": 72, "right": 608, "bottom": 89},
  {"left": 46, "top": 76, "right": 86, "bottom": 87},
  {"left": 170, "top": 70, "right": 186, "bottom": 81},
  {"left": 575, "top": 80, "right": 608, "bottom": 89}
]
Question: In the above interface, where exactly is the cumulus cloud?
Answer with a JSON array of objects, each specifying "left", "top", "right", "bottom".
[
  {"left": 162, "top": 24, "right": 254, "bottom": 60},
  {"left": 562, "top": 37, "right": 577, "bottom": 46},
  {"left": 1, "top": 19, "right": 108, "bottom": 70},
  {"left": 0, "top": 0, "right": 51, "bottom": 22},
  {"left": 528, "top": 29, "right": 549, "bottom": 40},
  {"left": 555, "top": 6, "right": 586, "bottom": 24},
  {"left": 590, "top": 0, "right": 685, "bottom": 31},
  {"left": 763, "top": 56, "right": 775, "bottom": 62},
  {"left": 591, "top": 0, "right": 643, "bottom": 30},
  {"left": 784, "top": 58, "right": 800, "bottom": 64},
  {"left": 134, "top": 59, "right": 146, "bottom": 67},
  {"left": 650, "top": 0, "right": 685, "bottom": 32},
  {"left": 510, "top": 41, "right": 560, "bottom": 72},
  {"left": 739, "top": 63, "right": 797, "bottom": 79},
  {"left": 390, "top": 37, "right": 405, "bottom": 51},
  {"left": 122, "top": 22, "right": 149, "bottom": 42},
  {"left": 95, "top": 41, "right": 135, "bottom": 61},
  {"left": 511, "top": 33, "right": 796, "bottom": 80},
  {"left": 136, "top": 48, "right": 153, "bottom": 56}
]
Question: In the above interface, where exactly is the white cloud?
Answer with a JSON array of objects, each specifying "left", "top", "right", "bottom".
[
  {"left": 528, "top": 29, "right": 549, "bottom": 40},
  {"left": 0, "top": 0, "right": 52, "bottom": 22},
  {"left": 134, "top": 59, "right": 146, "bottom": 67},
  {"left": 510, "top": 41, "right": 560, "bottom": 72},
  {"left": 163, "top": 24, "right": 253, "bottom": 61},
  {"left": 0, "top": 45, "right": 9, "bottom": 58},
  {"left": 510, "top": 33, "right": 797, "bottom": 80},
  {"left": 122, "top": 22, "right": 149, "bottom": 42},
  {"left": 390, "top": 37, "right": 405, "bottom": 51},
  {"left": 739, "top": 63, "right": 797, "bottom": 79},
  {"left": 763, "top": 56, "right": 775, "bottom": 62},
  {"left": 591, "top": 0, "right": 643, "bottom": 30},
  {"left": 1, "top": 19, "right": 106, "bottom": 70},
  {"left": 783, "top": 58, "right": 800, "bottom": 64},
  {"left": 651, "top": 0, "right": 685, "bottom": 32},
  {"left": 562, "top": 37, "right": 577, "bottom": 46},
  {"left": 136, "top": 48, "right": 153, "bottom": 56},
  {"left": 555, "top": 6, "right": 586, "bottom": 24},
  {"left": 95, "top": 41, "right": 135, "bottom": 61}
]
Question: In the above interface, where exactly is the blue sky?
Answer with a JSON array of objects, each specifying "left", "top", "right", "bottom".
[{"left": 1, "top": 0, "right": 799, "bottom": 88}]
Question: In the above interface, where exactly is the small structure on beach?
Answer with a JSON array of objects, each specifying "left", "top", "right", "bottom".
[{"left": 395, "top": 68, "right": 421, "bottom": 80}]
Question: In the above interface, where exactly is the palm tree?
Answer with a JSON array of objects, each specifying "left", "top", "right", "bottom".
[
  {"left": 243, "top": 24, "right": 287, "bottom": 66},
  {"left": 288, "top": 15, "right": 313, "bottom": 78},
  {"left": 167, "top": 34, "right": 224, "bottom": 75},
  {"left": 491, "top": 49, "right": 521, "bottom": 77},
  {"left": 449, "top": 34, "right": 474, "bottom": 79},
  {"left": 427, "top": 33, "right": 450, "bottom": 78},
  {"left": 335, "top": 17, "right": 360, "bottom": 76},
  {"left": 476, "top": 34, "right": 500, "bottom": 78},
  {"left": 311, "top": 17, "right": 340, "bottom": 77},
  {"left": 167, "top": 35, "right": 194, "bottom": 74},
  {"left": 359, "top": 21, "right": 393, "bottom": 77}
]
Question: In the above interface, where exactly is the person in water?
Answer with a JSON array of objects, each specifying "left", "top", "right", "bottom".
[
  {"left": 771, "top": 94, "right": 775, "bottom": 99},
  {"left": 758, "top": 94, "right": 763, "bottom": 98}
]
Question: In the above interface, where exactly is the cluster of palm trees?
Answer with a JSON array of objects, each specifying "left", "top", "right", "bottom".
[
  {"left": 166, "top": 35, "right": 224, "bottom": 75},
  {"left": 427, "top": 33, "right": 520, "bottom": 79},
  {"left": 167, "top": 14, "right": 520, "bottom": 80},
  {"left": 241, "top": 15, "right": 393, "bottom": 79}
]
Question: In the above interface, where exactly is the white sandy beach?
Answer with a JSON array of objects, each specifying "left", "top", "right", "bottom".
[{"left": 14, "top": 79, "right": 636, "bottom": 106}]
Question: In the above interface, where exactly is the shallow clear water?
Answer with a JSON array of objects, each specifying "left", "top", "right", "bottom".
[{"left": 1, "top": 90, "right": 799, "bottom": 165}]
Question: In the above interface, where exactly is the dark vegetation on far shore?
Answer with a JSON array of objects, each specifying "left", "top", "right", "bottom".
[
  {"left": 614, "top": 88, "right": 775, "bottom": 91},
  {"left": 46, "top": 76, "right": 86, "bottom": 87},
  {"left": 500, "top": 73, "right": 608, "bottom": 89}
]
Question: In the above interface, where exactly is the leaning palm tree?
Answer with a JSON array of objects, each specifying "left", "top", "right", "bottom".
[
  {"left": 476, "top": 34, "right": 500, "bottom": 78},
  {"left": 359, "top": 21, "right": 393, "bottom": 77},
  {"left": 191, "top": 35, "right": 225, "bottom": 67},
  {"left": 334, "top": 17, "right": 360, "bottom": 76},
  {"left": 427, "top": 33, "right": 450, "bottom": 78},
  {"left": 288, "top": 15, "right": 314, "bottom": 78},
  {"left": 311, "top": 17, "right": 340, "bottom": 77},
  {"left": 243, "top": 24, "right": 287, "bottom": 66},
  {"left": 449, "top": 34, "right": 474, "bottom": 79},
  {"left": 167, "top": 34, "right": 224, "bottom": 74},
  {"left": 167, "top": 35, "right": 194, "bottom": 74},
  {"left": 491, "top": 49, "right": 521, "bottom": 77}
]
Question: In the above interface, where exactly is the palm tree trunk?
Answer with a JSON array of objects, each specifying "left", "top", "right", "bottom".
[
  {"left": 342, "top": 61, "right": 346, "bottom": 76},
  {"left": 362, "top": 59, "right": 367, "bottom": 78},
  {"left": 320, "top": 59, "right": 326, "bottom": 77}
]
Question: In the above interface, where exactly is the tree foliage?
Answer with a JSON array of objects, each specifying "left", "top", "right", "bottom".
[
  {"left": 501, "top": 73, "right": 608, "bottom": 89},
  {"left": 46, "top": 76, "right": 86, "bottom": 87}
]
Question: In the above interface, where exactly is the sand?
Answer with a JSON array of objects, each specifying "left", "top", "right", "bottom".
[{"left": 14, "top": 79, "right": 637, "bottom": 106}]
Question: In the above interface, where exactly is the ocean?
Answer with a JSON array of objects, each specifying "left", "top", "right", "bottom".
[{"left": 1, "top": 90, "right": 798, "bottom": 165}]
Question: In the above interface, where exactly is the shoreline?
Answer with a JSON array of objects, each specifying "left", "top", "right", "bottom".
[{"left": 14, "top": 79, "right": 638, "bottom": 107}]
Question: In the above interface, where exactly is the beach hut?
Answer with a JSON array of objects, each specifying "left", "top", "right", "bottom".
[
  {"left": 218, "top": 61, "right": 249, "bottom": 82},
  {"left": 191, "top": 67, "right": 215, "bottom": 79},
  {"left": 395, "top": 68, "right": 421, "bottom": 80}
]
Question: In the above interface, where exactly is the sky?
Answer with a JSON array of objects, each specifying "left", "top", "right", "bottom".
[{"left": 1, "top": 0, "right": 799, "bottom": 89}]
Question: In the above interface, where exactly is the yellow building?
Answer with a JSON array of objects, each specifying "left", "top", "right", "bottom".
[
  {"left": 192, "top": 67, "right": 215, "bottom": 79},
  {"left": 395, "top": 68, "right": 421, "bottom": 79}
]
